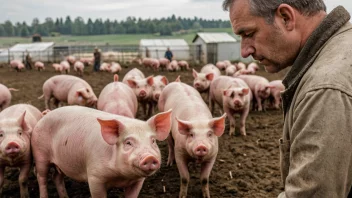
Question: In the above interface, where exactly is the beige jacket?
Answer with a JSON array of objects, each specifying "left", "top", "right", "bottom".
[{"left": 279, "top": 6, "right": 352, "bottom": 198}]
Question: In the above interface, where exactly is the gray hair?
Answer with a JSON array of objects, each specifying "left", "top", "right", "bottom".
[{"left": 222, "top": 0, "right": 326, "bottom": 23}]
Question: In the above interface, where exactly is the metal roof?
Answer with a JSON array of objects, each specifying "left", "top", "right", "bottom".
[
  {"left": 140, "top": 39, "right": 189, "bottom": 50},
  {"left": 192, "top": 33, "right": 237, "bottom": 43},
  {"left": 9, "top": 42, "right": 54, "bottom": 52}
]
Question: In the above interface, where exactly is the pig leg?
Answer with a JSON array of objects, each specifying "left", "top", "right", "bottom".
[
  {"left": 52, "top": 168, "right": 68, "bottom": 198},
  {"left": 200, "top": 158, "right": 216, "bottom": 198},
  {"left": 0, "top": 167, "right": 4, "bottom": 197},
  {"left": 255, "top": 95, "right": 263, "bottom": 112},
  {"left": 88, "top": 177, "right": 107, "bottom": 198},
  {"left": 167, "top": 135, "right": 175, "bottom": 166},
  {"left": 239, "top": 108, "right": 249, "bottom": 136},
  {"left": 147, "top": 101, "right": 153, "bottom": 118},
  {"left": 125, "top": 179, "right": 145, "bottom": 198},
  {"left": 36, "top": 162, "right": 50, "bottom": 198},
  {"left": 175, "top": 155, "right": 190, "bottom": 198},
  {"left": 18, "top": 163, "right": 30, "bottom": 198},
  {"left": 225, "top": 109, "right": 236, "bottom": 136},
  {"left": 44, "top": 96, "right": 51, "bottom": 110}
]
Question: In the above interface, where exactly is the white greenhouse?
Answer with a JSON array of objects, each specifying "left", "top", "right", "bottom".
[
  {"left": 139, "top": 39, "right": 190, "bottom": 60},
  {"left": 192, "top": 32, "right": 253, "bottom": 64},
  {"left": 0, "top": 42, "right": 54, "bottom": 62}
]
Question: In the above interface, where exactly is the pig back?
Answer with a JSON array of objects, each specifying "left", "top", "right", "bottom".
[
  {"left": 0, "top": 104, "right": 42, "bottom": 130},
  {"left": 122, "top": 68, "right": 145, "bottom": 83},
  {"left": 200, "top": 64, "right": 221, "bottom": 77}
]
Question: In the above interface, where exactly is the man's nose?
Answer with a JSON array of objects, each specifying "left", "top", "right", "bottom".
[{"left": 241, "top": 41, "right": 255, "bottom": 58}]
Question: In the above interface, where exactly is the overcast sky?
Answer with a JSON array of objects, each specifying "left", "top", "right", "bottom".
[{"left": 1, "top": 0, "right": 351, "bottom": 24}]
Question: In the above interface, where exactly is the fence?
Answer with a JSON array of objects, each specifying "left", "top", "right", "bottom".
[{"left": 0, "top": 44, "right": 204, "bottom": 64}]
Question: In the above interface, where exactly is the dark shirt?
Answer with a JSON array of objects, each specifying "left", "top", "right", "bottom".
[
  {"left": 165, "top": 50, "right": 173, "bottom": 61},
  {"left": 94, "top": 51, "right": 101, "bottom": 62}
]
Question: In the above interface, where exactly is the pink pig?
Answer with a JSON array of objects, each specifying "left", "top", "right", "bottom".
[
  {"left": 38, "top": 75, "right": 97, "bottom": 110},
  {"left": 34, "top": 61, "right": 45, "bottom": 71},
  {"left": 73, "top": 61, "right": 85, "bottom": 76},
  {"left": 109, "top": 62, "right": 122, "bottom": 74},
  {"left": 158, "top": 82, "right": 226, "bottom": 198},
  {"left": 150, "top": 75, "right": 168, "bottom": 114},
  {"left": 0, "top": 84, "right": 18, "bottom": 111},
  {"left": 167, "top": 60, "right": 179, "bottom": 72},
  {"left": 10, "top": 60, "right": 25, "bottom": 72},
  {"left": 247, "top": 62, "right": 260, "bottom": 74},
  {"left": 268, "top": 80, "right": 285, "bottom": 109},
  {"left": 158, "top": 58, "right": 170, "bottom": 71},
  {"left": 60, "top": 61, "right": 70, "bottom": 74},
  {"left": 237, "top": 75, "right": 273, "bottom": 112},
  {"left": 215, "top": 61, "right": 227, "bottom": 71},
  {"left": 52, "top": 63, "right": 63, "bottom": 72},
  {"left": 192, "top": 64, "right": 221, "bottom": 102},
  {"left": 98, "top": 74, "right": 138, "bottom": 118},
  {"left": 0, "top": 104, "right": 42, "bottom": 197},
  {"left": 225, "top": 65, "right": 237, "bottom": 76},
  {"left": 100, "top": 62, "right": 111, "bottom": 72},
  {"left": 177, "top": 60, "right": 189, "bottom": 71},
  {"left": 31, "top": 106, "right": 172, "bottom": 198},
  {"left": 123, "top": 68, "right": 154, "bottom": 117},
  {"left": 209, "top": 76, "right": 252, "bottom": 136}
]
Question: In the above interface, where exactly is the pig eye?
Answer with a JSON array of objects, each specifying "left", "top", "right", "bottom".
[
  {"left": 208, "top": 131, "right": 213, "bottom": 137},
  {"left": 0, "top": 134, "right": 3, "bottom": 137},
  {"left": 152, "top": 138, "right": 156, "bottom": 144},
  {"left": 190, "top": 133, "right": 194, "bottom": 138},
  {"left": 19, "top": 132, "right": 22, "bottom": 136},
  {"left": 126, "top": 140, "right": 132, "bottom": 146},
  {"left": 86, "top": 89, "right": 90, "bottom": 92}
]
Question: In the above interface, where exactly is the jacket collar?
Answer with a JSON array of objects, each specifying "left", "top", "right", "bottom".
[{"left": 281, "top": 6, "right": 351, "bottom": 115}]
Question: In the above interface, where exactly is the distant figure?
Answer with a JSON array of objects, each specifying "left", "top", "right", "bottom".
[
  {"left": 164, "top": 47, "right": 173, "bottom": 62},
  {"left": 25, "top": 51, "right": 33, "bottom": 70},
  {"left": 93, "top": 47, "right": 101, "bottom": 72},
  {"left": 146, "top": 47, "right": 150, "bottom": 58}
]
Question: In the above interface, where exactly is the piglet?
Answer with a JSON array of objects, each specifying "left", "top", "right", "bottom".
[
  {"left": 209, "top": 76, "right": 251, "bottom": 136},
  {"left": 0, "top": 104, "right": 42, "bottom": 197},
  {"left": 237, "top": 75, "right": 273, "bottom": 111},
  {"left": 31, "top": 106, "right": 172, "bottom": 198},
  {"left": 158, "top": 82, "right": 226, "bottom": 198},
  {"left": 158, "top": 58, "right": 170, "bottom": 71},
  {"left": 52, "top": 63, "right": 63, "bottom": 73},
  {"left": 60, "top": 61, "right": 70, "bottom": 74},
  {"left": 0, "top": 84, "right": 18, "bottom": 112},
  {"left": 10, "top": 60, "right": 25, "bottom": 72},
  {"left": 73, "top": 61, "right": 85, "bottom": 76},
  {"left": 38, "top": 75, "right": 97, "bottom": 110},
  {"left": 225, "top": 65, "right": 237, "bottom": 76},
  {"left": 192, "top": 64, "right": 221, "bottom": 101},
  {"left": 98, "top": 74, "right": 138, "bottom": 118},
  {"left": 109, "top": 62, "right": 122, "bottom": 74},
  {"left": 34, "top": 61, "right": 45, "bottom": 71},
  {"left": 268, "top": 80, "right": 285, "bottom": 109},
  {"left": 177, "top": 60, "right": 189, "bottom": 71}
]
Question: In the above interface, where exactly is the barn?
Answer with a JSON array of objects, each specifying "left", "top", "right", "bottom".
[
  {"left": 192, "top": 32, "right": 253, "bottom": 64},
  {"left": 0, "top": 42, "right": 54, "bottom": 62},
  {"left": 139, "top": 39, "right": 190, "bottom": 60}
]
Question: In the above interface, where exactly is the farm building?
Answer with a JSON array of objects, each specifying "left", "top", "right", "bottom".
[
  {"left": 139, "top": 39, "right": 190, "bottom": 60},
  {"left": 192, "top": 32, "right": 253, "bottom": 64},
  {"left": 0, "top": 42, "right": 54, "bottom": 62}
]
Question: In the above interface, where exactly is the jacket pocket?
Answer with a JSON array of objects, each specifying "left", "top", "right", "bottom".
[{"left": 279, "top": 138, "right": 290, "bottom": 187}]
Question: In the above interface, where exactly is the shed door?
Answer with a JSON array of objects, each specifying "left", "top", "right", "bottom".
[{"left": 206, "top": 43, "right": 217, "bottom": 64}]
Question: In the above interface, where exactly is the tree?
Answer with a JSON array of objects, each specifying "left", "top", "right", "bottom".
[
  {"left": 4, "top": 20, "right": 15, "bottom": 36},
  {"left": 87, "top": 18, "right": 94, "bottom": 35},
  {"left": 20, "top": 26, "right": 30, "bottom": 37},
  {"left": 73, "top": 17, "right": 86, "bottom": 35},
  {"left": 44, "top": 17, "right": 55, "bottom": 33},
  {"left": 0, "top": 25, "right": 6, "bottom": 36},
  {"left": 64, "top": 16, "right": 73, "bottom": 34}
]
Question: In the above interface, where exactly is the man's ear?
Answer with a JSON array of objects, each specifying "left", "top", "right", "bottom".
[{"left": 275, "top": 4, "right": 296, "bottom": 31}]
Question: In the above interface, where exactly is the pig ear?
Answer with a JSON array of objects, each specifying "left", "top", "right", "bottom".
[
  {"left": 208, "top": 113, "right": 227, "bottom": 137},
  {"left": 176, "top": 117, "right": 193, "bottom": 135},
  {"left": 97, "top": 118, "right": 125, "bottom": 145},
  {"left": 175, "top": 75, "right": 181, "bottom": 82},
  {"left": 206, "top": 73, "right": 214, "bottom": 81},
  {"left": 223, "top": 89, "right": 228, "bottom": 96},
  {"left": 17, "top": 111, "right": 31, "bottom": 134},
  {"left": 146, "top": 76, "right": 154, "bottom": 86},
  {"left": 242, "top": 88, "right": 250, "bottom": 95},
  {"left": 192, "top": 69, "right": 198, "bottom": 78},
  {"left": 147, "top": 109, "right": 172, "bottom": 141},
  {"left": 114, "top": 74, "right": 119, "bottom": 82},
  {"left": 161, "top": 76, "right": 169, "bottom": 85},
  {"left": 127, "top": 79, "right": 137, "bottom": 88}
]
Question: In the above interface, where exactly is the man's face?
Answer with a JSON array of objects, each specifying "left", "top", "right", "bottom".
[{"left": 229, "top": 0, "right": 299, "bottom": 73}]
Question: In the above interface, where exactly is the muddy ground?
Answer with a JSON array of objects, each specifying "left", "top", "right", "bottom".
[{"left": 0, "top": 62, "right": 288, "bottom": 197}]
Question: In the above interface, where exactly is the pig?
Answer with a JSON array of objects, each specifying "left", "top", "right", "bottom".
[
  {"left": 31, "top": 106, "right": 172, "bottom": 198},
  {"left": 192, "top": 64, "right": 221, "bottom": 101},
  {"left": 158, "top": 82, "right": 226, "bottom": 198},
  {"left": 10, "top": 60, "right": 25, "bottom": 72},
  {"left": 38, "top": 75, "right": 98, "bottom": 110},
  {"left": 80, "top": 57, "right": 94, "bottom": 66},
  {"left": 65, "top": 55, "right": 76, "bottom": 66},
  {"left": 236, "top": 62, "right": 246, "bottom": 71},
  {"left": 142, "top": 58, "right": 159, "bottom": 71},
  {"left": 247, "top": 62, "right": 260, "bottom": 74},
  {"left": 178, "top": 60, "right": 190, "bottom": 71},
  {"left": 109, "top": 62, "right": 122, "bottom": 74},
  {"left": 166, "top": 60, "right": 179, "bottom": 72},
  {"left": 150, "top": 75, "right": 168, "bottom": 114},
  {"left": 52, "top": 63, "right": 63, "bottom": 72},
  {"left": 0, "top": 84, "right": 18, "bottom": 112},
  {"left": 209, "top": 76, "right": 252, "bottom": 136},
  {"left": 97, "top": 74, "right": 138, "bottom": 118},
  {"left": 73, "top": 61, "right": 85, "bottom": 76},
  {"left": 34, "top": 61, "right": 45, "bottom": 71},
  {"left": 122, "top": 68, "right": 154, "bottom": 117},
  {"left": 268, "top": 80, "right": 285, "bottom": 109},
  {"left": 0, "top": 104, "right": 42, "bottom": 198},
  {"left": 215, "top": 61, "right": 227, "bottom": 71},
  {"left": 237, "top": 75, "right": 273, "bottom": 112},
  {"left": 225, "top": 65, "right": 237, "bottom": 76},
  {"left": 158, "top": 58, "right": 170, "bottom": 71},
  {"left": 60, "top": 61, "right": 70, "bottom": 74},
  {"left": 100, "top": 62, "right": 111, "bottom": 72},
  {"left": 223, "top": 60, "right": 232, "bottom": 67}
]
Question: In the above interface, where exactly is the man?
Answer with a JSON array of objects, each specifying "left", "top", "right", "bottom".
[
  {"left": 223, "top": 0, "right": 352, "bottom": 197},
  {"left": 93, "top": 47, "right": 101, "bottom": 72},
  {"left": 164, "top": 47, "right": 173, "bottom": 62},
  {"left": 24, "top": 51, "right": 33, "bottom": 70}
]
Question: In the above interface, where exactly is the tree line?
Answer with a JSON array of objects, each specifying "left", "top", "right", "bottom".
[{"left": 0, "top": 15, "right": 231, "bottom": 37}]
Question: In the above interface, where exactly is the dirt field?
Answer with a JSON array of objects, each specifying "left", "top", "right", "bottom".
[{"left": 0, "top": 62, "right": 288, "bottom": 198}]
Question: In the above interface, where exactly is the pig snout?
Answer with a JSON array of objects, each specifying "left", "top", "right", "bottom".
[
  {"left": 139, "top": 155, "right": 160, "bottom": 173},
  {"left": 5, "top": 142, "right": 20, "bottom": 156},
  {"left": 195, "top": 145, "right": 208, "bottom": 157},
  {"left": 139, "top": 90, "right": 147, "bottom": 98}
]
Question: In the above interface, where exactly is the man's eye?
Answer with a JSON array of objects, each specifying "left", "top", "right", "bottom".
[{"left": 244, "top": 32, "right": 254, "bottom": 38}]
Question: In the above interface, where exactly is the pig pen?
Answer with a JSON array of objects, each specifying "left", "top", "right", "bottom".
[{"left": 0, "top": 62, "right": 288, "bottom": 197}]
